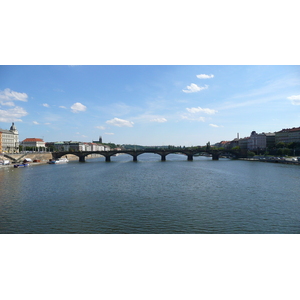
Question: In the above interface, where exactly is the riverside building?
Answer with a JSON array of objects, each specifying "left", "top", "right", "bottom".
[
  {"left": 22, "top": 138, "right": 46, "bottom": 151},
  {"left": 0, "top": 122, "right": 19, "bottom": 153},
  {"left": 275, "top": 127, "right": 300, "bottom": 144}
]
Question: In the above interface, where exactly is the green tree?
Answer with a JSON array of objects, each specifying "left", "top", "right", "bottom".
[
  {"left": 231, "top": 146, "right": 240, "bottom": 151},
  {"left": 247, "top": 151, "right": 255, "bottom": 157},
  {"left": 206, "top": 142, "right": 211, "bottom": 151},
  {"left": 276, "top": 142, "right": 286, "bottom": 148}
]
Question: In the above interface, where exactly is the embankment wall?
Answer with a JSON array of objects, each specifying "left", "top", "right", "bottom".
[{"left": 1, "top": 153, "right": 101, "bottom": 165}]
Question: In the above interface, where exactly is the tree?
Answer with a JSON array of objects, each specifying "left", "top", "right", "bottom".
[
  {"left": 206, "top": 142, "right": 211, "bottom": 151},
  {"left": 231, "top": 146, "right": 240, "bottom": 151},
  {"left": 247, "top": 151, "right": 255, "bottom": 157},
  {"left": 276, "top": 142, "right": 286, "bottom": 149}
]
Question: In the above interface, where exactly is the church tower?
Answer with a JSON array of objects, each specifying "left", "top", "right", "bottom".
[
  {"left": 9, "top": 122, "right": 19, "bottom": 152},
  {"left": 99, "top": 136, "right": 102, "bottom": 143}
]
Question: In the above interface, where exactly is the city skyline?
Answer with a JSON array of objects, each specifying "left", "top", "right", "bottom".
[{"left": 0, "top": 65, "right": 299, "bottom": 146}]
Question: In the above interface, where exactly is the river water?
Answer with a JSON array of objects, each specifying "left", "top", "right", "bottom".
[{"left": 0, "top": 154, "right": 299, "bottom": 233}]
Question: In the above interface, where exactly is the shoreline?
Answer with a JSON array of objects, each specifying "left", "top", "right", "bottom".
[
  {"left": 0, "top": 153, "right": 103, "bottom": 168},
  {"left": 239, "top": 157, "right": 300, "bottom": 165}
]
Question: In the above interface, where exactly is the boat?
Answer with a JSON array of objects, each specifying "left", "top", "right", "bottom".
[
  {"left": 14, "top": 163, "right": 29, "bottom": 168},
  {"left": 23, "top": 158, "right": 32, "bottom": 163},
  {"left": 48, "top": 158, "right": 69, "bottom": 164}
]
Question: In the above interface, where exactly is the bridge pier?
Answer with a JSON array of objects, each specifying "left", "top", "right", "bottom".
[
  {"left": 105, "top": 156, "right": 111, "bottom": 162},
  {"left": 187, "top": 155, "right": 193, "bottom": 161},
  {"left": 161, "top": 155, "right": 166, "bottom": 161},
  {"left": 79, "top": 155, "right": 86, "bottom": 162},
  {"left": 133, "top": 155, "right": 138, "bottom": 162},
  {"left": 212, "top": 153, "right": 219, "bottom": 160}
]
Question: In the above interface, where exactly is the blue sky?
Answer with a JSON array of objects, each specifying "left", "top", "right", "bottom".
[{"left": 0, "top": 65, "right": 299, "bottom": 146}]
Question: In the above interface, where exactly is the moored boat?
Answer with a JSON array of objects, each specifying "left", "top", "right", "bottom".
[
  {"left": 48, "top": 157, "right": 69, "bottom": 164},
  {"left": 14, "top": 163, "right": 29, "bottom": 168}
]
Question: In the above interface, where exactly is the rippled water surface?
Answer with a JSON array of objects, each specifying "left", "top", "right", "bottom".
[{"left": 1, "top": 154, "right": 299, "bottom": 233}]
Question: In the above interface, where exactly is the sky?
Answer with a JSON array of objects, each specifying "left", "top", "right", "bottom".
[
  {"left": 0, "top": 65, "right": 299, "bottom": 146},
  {"left": 0, "top": 65, "right": 300, "bottom": 146}
]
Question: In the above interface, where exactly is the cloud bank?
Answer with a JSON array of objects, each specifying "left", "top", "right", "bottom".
[
  {"left": 186, "top": 107, "right": 217, "bottom": 115},
  {"left": 106, "top": 118, "right": 134, "bottom": 127},
  {"left": 182, "top": 84, "right": 208, "bottom": 93},
  {"left": 0, "top": 106, "right": 28, "bottom": 122},
  {"left": 288, "top": 95, "right": 300, "bottom": 105},
  {"left": 0, "top": 88, "right": 28, "bottom": 103},
  {"left": 151, "top": 117, "right": 167, "bottom": 123}
]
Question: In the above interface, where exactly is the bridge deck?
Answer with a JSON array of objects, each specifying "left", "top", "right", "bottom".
[{"left": 52, "top": 149, "right": 239, "bottom": 162}]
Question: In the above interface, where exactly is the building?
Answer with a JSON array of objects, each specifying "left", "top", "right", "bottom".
[
  {"left": 0, "top": 123, "right": 19, "bottom": 153},
  {"left": 48, "top": 141, "right": 111, "bottom": 152},
  {"left": 238, "top": 137, "right": 249, "bottom": 150},
  {"left": 69, "top": 141, "right": 85, "bottom": 151},
  {"left": 228, "top": 138, "right": 240, "bottom": 149},
  {"left": 93, "top": 136, "right": 103, "bottom": 144},
  {"left": 214, "top": 141, "right": 231, "bottom": 149},
  {"left": 265, "top": 132, "right": 276, "bottom": 149},
  {"left": 92, "top": 136, "right": 110, "bottom": 151},
  {"left": 22, "top": 138, "right": 46, "bottom": 151},
  {"left": 275, "top": 127, "right": 300, "bottom": 144},
  {"left": 53, "top": 142, "right": 67, "bottom": 151},
  {"left": 248, "top": 131, "right": 266, "bottom": 151}
]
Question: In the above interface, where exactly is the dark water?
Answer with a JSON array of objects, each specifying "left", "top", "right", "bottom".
[{"left": 0, "top": 154, "right": 299, "bottom": 233}]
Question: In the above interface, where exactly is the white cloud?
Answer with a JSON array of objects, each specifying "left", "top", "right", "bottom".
[
  {"left": 151, "top": 117, "right": 167, "bottom": 123},
  {"left": 71, "top": 102, "right": 87, "bottom": 113},
  {"left": 196, "top": 74, "right": 214, "bottom": 79},
  {"left": 59, "top": 106, "right": 67, "bottom": 109},
  {"left": 182, "top": 84, "right": 208, "bottom": 93},
  {"left": 181, "top": 106, "right": 217, "bottom": 122},
  {"left": 186, "top": 107, "right": 217, "bottom": 115},
  {"left": 287, "top": 95, "right": 300, "bottom": 105},
  {"left": 105, "top": 132, "right": 115, "bottom": 135},
  {"left": 43, "top": 103, "right": 50, "bottom": 107},
  {"left": 0, "top": 88, "right": 28, "bottom": 102},
  {"left": 106, "top": 117, "right": 134, "bottom": 127},
  {"left": 33, "top": 121, "right": 39, "bottom": 125},
  {"left": 0, "top": 101, "right": 15, "bottom": 107},
  {"left": 96, "top": 126, "right": 106, "bottom": 130},
  {"left": 181, "top": 115, "right": 206, "bottom": 122},
  {"left": 209, "top": 124, "right": 223, "bottom": 128},
  {"left": 0, "top": 106, "right": 28, "bottom": 122}
]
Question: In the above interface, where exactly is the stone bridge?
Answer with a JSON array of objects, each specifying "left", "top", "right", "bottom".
[{"left": 52, "top": 148, "right": 241, "bottom": 162}]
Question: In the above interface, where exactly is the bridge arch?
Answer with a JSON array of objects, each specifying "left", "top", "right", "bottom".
[{"left": 51, "top": 148, "right": 241, "bottom": 163}]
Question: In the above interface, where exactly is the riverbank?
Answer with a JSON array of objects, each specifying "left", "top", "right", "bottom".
[
  {"left": 239, "top": 157, "right": 300, "bottom": 165},
  {"left": 0, "top": 153, "right": 102, "bottom": 168}
]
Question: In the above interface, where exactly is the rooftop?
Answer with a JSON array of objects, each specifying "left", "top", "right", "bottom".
[{"left": 23, "top": 138, "right": 44, "bottom": 142}]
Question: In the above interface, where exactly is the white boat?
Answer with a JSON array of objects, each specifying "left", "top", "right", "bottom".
[{"left": 48, "top": 158, "right": 69, "bottom": 164}]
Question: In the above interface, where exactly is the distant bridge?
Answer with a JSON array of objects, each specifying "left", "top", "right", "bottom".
[{"left": 52, "top": 148, "right": 241, "bottom": 162}]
